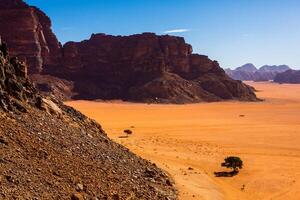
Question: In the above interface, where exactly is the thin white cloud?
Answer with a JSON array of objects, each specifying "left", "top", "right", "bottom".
[{"left": 163, "top": 29, "right": 190, "bottom": 34}]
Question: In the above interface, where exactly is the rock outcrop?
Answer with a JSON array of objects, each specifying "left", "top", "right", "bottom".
[
  {"left": 30, "top": 74, "right": 75, "bottom": 100},
  {"left": 55, "top": 33, "right": 257, "bottom": 103},
  {"left": 274, "top": 70, "right": 300, "bottom": 84},
  {"left": 0, "top": 40, "right": 177, "bottom": 199},
  {"left": 0, "top": 0, "right": 258, "bottom": 103},
  {"left": 0, "top": 0, "right": 61, "bottom": 73},
  {"left": 0, "top": 39, "right": 39, "bottom": 112},
  {"left": 226, "top": 64, "right": 291, "bottom": 82}
]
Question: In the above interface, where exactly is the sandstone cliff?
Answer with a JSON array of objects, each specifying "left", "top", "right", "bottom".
[
  {"left": 0, "top": 0, "right": 61, "bottom": 74},
  {"left": 56, "top": 33, "right": 257, "bottom": 103}
]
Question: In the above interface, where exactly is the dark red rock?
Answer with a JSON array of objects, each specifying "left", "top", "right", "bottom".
[
  {"left": 30, "top": 74, "right": 74, "bottom": 100},
  {"left": 0, "top": 40, "right": 39, "bottom": 112},
  {"left": 0, "top": 0, "right": 61, "bottom": 73},
  {"left": 57, "top": 33, "right": 257, "bottom": 103}
]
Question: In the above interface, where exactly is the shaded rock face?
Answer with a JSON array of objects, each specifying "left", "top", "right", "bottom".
[
  {"left": 0, "top": 0, "right": 61, "bottom": 74},
  {"left": 30, "top": 74, "right": 75, "bottom": 101},
  {"left": 226, "top": 64, "right": 291, "bottom": 82},
  {"left": 274, "top": 70, "right": 300, "bottom": 84},
  {"left": 0, "top": 40, "right": 39, "bottom": 112},
  {"left": 0, "top": 0, "right": 258, "bottom": 103},
  {"left": 57, "top": 33, "right": 257, "bottom": 103}
]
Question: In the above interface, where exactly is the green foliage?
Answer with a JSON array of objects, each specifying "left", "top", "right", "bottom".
[{"left": 221, "top": 156, "right": 243, "bottom": 172}]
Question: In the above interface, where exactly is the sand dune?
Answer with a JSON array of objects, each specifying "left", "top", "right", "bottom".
[{"left": 66, "top": 82, "right": 300, "bottom": 200}]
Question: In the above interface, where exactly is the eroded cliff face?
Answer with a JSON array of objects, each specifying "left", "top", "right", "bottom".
[
  {"left": 0, "top": 0, "right": 61, "bottom": 74},
  {"left": 58, "top": 33, "right": 257, "bottom": 103}
]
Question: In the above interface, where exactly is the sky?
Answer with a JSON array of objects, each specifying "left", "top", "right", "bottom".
[{"left": 25, "top": 0, "right": 300, "bottom": 69}]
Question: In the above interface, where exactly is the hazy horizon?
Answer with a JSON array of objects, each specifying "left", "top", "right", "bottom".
[{"left": 25, "top": 0, "right": 300, "bottom": 69}]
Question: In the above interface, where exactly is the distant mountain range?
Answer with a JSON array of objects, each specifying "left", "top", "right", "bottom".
[
  {"left": 274, "top": 70, "right": 300, "bottom": 84},
  {"left": 225, "top": 64, "right": 291, "bottom": 81}
]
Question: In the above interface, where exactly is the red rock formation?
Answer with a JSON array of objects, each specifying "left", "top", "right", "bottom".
[
  {"left": 0, "top": 0, "right": 258, "bottom": 103},
  {"left": 0, "top": 0, "right": 61, "bottom": 73},
  {"left": 56, "top": 33, "right": 257, "bottom": 103}
]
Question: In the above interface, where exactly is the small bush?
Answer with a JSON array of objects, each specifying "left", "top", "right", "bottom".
[
  {"left": 221, "top": 156, "right": 243, "bottom": 172},
  {"left": 124, "top": 129, "right": 133, "bottom": 135}
]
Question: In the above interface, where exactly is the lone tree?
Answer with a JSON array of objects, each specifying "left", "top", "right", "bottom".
[{"left": 221, "top": 156, "right": 243, "bottom": 172}]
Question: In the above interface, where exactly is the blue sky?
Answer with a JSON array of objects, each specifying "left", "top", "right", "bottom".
[{"left": 25, "top": 0, "right": 300, "bottom": 69}]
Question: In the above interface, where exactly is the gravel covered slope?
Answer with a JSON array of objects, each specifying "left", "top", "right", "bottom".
[{"left": 0, "top": 40, "right": 177, "bottom": 199}]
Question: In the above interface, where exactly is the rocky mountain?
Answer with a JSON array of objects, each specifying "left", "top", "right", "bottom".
[
  {"left": 259, "top": 65, "right": 290, "bottom": 73},
  {"left": 225, "top": 63, "right": 257, "bottom": 81},
  {"left": 0, "top": 40, "right": 177, "bottom": 199},
  {"left": 236, "top": 63, "right": 257, "bottom": 72},
  {"left": 274, "top": 70, "right": 300, "bottom": 84},
  {"left": 226, "top": 64, "right": 291, "bottom": 81},
  {"left": 0, "top": 0, "right": 258, "bottom": 103},
  {"left": 55, "top": 33, "right": 258, "bottom": 103}
]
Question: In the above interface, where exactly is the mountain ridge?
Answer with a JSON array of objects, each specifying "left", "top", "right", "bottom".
[
  {"left": 274, "top": 69, "right": 300, "bottom": 84},
  {"left": 226, "top": 64, "right": 291, "bottom": 81}
]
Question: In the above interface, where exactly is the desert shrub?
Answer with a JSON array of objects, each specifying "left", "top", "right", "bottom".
[
  {"left": 124, "top": 129, "right": 133, "bottom": 135},
  {"left": 221, "top": 156, "right": 243, "bottom": 172}
]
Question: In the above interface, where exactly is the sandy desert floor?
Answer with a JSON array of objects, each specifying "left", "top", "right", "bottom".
[{"left": 66, "top": 82, "right": 300, "bottom": 200}]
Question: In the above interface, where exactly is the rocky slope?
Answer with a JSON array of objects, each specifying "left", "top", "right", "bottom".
[
  {"left": 226, "top": 64, "right": 291, "bottom": 81},
  {"left": 0, "top": 0, "right": 258, "bottom": 103},
  {"left": 274, "top": 70, "right": 300, "bottom": 84},
  {"left": 0, "top": 41, "right": 177, "bottom": 199}
]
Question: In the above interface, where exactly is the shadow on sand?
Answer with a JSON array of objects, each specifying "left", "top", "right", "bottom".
[
  {"left": 118, "top": 136, "right": 129, "bottom": 139},
  {"left": 214, "top": 171, "right": 239, "bottom": 177}
]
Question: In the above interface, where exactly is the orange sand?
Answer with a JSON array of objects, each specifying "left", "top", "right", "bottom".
[{"left": 66, "top": 82, "right": 300, "bottom": 200}]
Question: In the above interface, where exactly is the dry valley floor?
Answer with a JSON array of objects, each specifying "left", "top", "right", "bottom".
[{"left": 67, "top": 82, "right": 300, "bottom": 200}]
